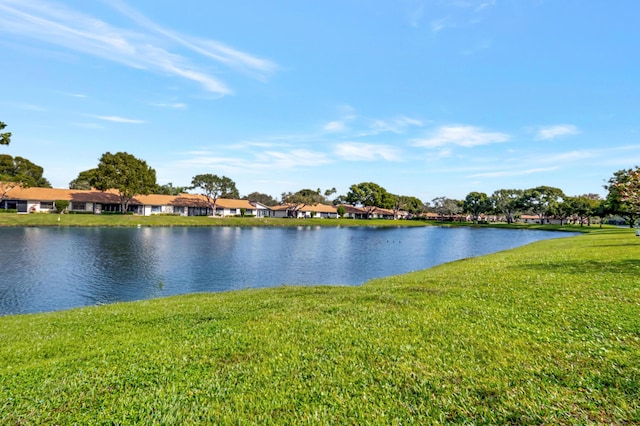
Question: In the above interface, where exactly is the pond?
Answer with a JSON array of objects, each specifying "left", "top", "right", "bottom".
[{"left": 0, "top": 226, "right": 576, "bottom": 315}]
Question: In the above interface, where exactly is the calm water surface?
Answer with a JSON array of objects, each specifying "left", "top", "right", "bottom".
[{"left": 0, "top": 226, "right": 576, "bottom": 315}]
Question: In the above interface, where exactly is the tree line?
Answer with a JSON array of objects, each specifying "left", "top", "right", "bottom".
[
  {"left": 2, "top": 120, "right": 640, "bottom": 224},
  {"left": 65, "top": 152, "right": 640, "bottom": 226}
]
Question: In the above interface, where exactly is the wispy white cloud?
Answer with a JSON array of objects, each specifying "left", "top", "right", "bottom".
[
  {"left": 178, "top": 146, "right": 331, "bottom": 173},
  {"left": 365, "top": 116, "right": 423, "bottom": 135},
  {"left": 106, "top": 0, "right": 277, "bottom": 80},
  {"left": 0, "top": 0, "right": 276, "bottom": 95},
  {"left": 413, "top": 125, "right": 510, "bottom": 148},
  {"left": 538, "top": 150, "right": 595, "bottom": 163},
  {"left": 151, "top": 102, "right": 187, "bottom": 109},
  {"left": 334, "top": 142, "right": 401, "bottom": 162},
  {"left": 470, "top": 167, "right": 558, "bottom": 178},
  {"left": 323, "top": 107, "right": 422, "bottom": 137},
  {"left": 257, "top": 149, "right": 331, "bottom": 168},
  {"left": 431, "top": 17, "right": 453, "bottom": 33},
  {"left": 11, "top": 102, "right": 46, "bottom": 112},
  {"left": 65, "top": 93, "right": 88, "bottom": 99},
  {"left": 536, "top": 124, "right": 580, "bottom": 140},
  {"left": 475, "top": 0, "right": 496, "bottom": 12},
  {"left": 93, "top": 115, "right": 146, "bottom": 124},
  {"left": 323, "top": 120, "right": 347, "bottom": 133},
  {"left": 448, "top": 0, "right": 496, "bottom": 10}
]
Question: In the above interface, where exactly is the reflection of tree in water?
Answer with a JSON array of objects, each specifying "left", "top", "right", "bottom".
[{"left": 1, "top": 227, "right": 578, "bottom": 315}]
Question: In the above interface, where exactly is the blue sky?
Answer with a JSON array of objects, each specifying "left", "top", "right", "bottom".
[{"left": 1, "top": 0, "right": 639, "bottom": 203}]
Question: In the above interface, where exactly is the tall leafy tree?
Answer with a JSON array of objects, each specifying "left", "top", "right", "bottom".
[
  {"left": 606, "top": 167, "right": 640, "bottom": 227},
  {"left": 0, "top": 121, "right": 11, "bottom": 145},
  {"left": 490, "top": 189, "right": 523, "bottom": 224},
  {"left": 156, "top": 182, "right": 187, "bottom": 195},
  {"left": 613, "top": 166, "right": 640, "bottom": 226},
  {"left": 243, "top": 191, "right": 278, "bottom": 206},
  {"left": 593, "top": 199, "right": 611, "bottom": 228},
  {"left": 91, "top": 152, "right": 157, "bottom": 214},
  {"left": 519, "top": 186, "right": 565, "bottom": 224},
  {"left": 566, "top": 194, "right": 601, "bottom": 226},
  {"left": 551, "top": 199, "right": 574, "bottom": 226},
  {"left": 390, "top": 194, "right": 424, "bottom": 218},
  {"left": 69, "top": 168, "right": 98, "bottom": 190},
  {"left": 281, "top": 188, "right": 328, "bottom": 217},
  {"left": 345, "top": 182, "right": 393, "bottom": 218},
  {"left": 463, "top": 191, "right": 490, "bottom": 223},
  {"left": 0, "top": 155, "right": 51, "bottom": 188},
  {"left": 0, "top": 154, "right": 52, "bottom": 202},
  {"left": 431, "top": 196, "right": 463, "bottom": 220},
  {"left": 190, "top": 174, "right": 238, "bottom": 215}
]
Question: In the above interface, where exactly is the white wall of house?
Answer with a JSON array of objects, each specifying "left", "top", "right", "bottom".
[
  {"left": 13, "top": 198, "right": 268, "bottom": 218},
  {"left": 143, "top": 205, "right": 175, "bottom": 216}
]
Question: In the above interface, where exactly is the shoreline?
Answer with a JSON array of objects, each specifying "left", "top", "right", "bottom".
[{"left": 0, "top": 228, "right": 636, "bottom": 423}]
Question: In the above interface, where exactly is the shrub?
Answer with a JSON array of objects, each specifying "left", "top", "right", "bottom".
[
  {"left": 55, "top": 200, "right": 69, "bottom": 214},
  {"left": 0, "top": 209, "right": 17, "bottom": 214}
]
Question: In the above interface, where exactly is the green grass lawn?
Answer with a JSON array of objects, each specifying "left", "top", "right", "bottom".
[
  {"left": 0, "top": 227, "right": 638, "bottom": 423},
  {"left": 0, "top": 213, "right": 431, "bottom": 228}
]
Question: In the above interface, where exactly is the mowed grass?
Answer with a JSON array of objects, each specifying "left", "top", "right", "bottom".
[
  {"left": 0, "top": 228, "right": 638, "bottom": 424},
  {"left": 0, "top": 213, "right": 430, "bottom": 228}
]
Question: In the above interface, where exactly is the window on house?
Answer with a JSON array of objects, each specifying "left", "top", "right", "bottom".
[
  {"left": 151, "top": 206, "right": 162, "bottom": 213},
  {"left": 40, "top": 201, "right": 54, "bottom": 209},
  {"left": 230, "top": 209, "right": 237, "bottom": 214},
  {"left": 71, "top": 202, "right": 86, "bottom": 211}
]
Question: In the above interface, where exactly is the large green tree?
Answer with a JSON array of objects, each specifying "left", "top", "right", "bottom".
[
  {"left": 345, "top": 182, "right": 393, "bottom": 218},
  {"left": 519, "top": 186, "right": 565, "bottom": 224},
  {"left": 281, "top": 188, "right": 328, "bottom": 217},
  {"left": 390, "top": 194, "right": 424, "bottom": 218},
  {"left": 605, "top": 167, "right": 640, "bottom": 227},
  {"left": 69, "top": 168, "right": 98, "bottom": 190},
  {"left": 490, "top": 189, "right": 523, "bottom": 224},
  {"left": 190, "top": 174, "right": 239, "bottom": 215},
  {"left": 431, "top": 196, "right": 463, "bottom": 220},
  {"left": 0, "top": 121, "right": 11, "bottom": 145},
  {"left": 91, "top": 152, "right": 157, "bottom": 214},
  {"left": 156, "top": 182, "right": 187, "bottom": 196},
  {"left": 0, "top": 154, "right": 52, "bottom": 201},
  {"left": 551, "top": 199, "right": 574, "bottom": 226},
  {"left": 243, "top": 191, "right": 278, "bottom": 207},
  {"left": 463, "top": 191, "right": 490, "bottom": 223},
  {"left": 566, "top": 194, "right": 601, "bottom": 226},
  {"left": 612, "top": 166, "right": 640, "bottom": 227}
]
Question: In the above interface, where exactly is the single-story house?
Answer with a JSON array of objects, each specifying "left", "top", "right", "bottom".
[
  {"left": 1, "top": 186, "right": 271, "bottom": 217},
  {"left": 269, "top": 203, "right": 338, "bottom": 219},
  {"left": 339, "top": 204, "right": 368, "bottom": 219},
  {"left": 339, "top": 204, "right": 409, "bottom": 220},
  {"left": 518, "top": 214, "right": 565, "bottom": 225}
]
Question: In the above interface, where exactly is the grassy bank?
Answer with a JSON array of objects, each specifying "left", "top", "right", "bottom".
[
  {"left": 0, "top": 212, "right": 599, "bottom": 231},
  {"left": 1, "top": 228, "right": 638, "bottom": 423},
  {"left": 0, "top": 213, "right": 431, "bottom": 228}
]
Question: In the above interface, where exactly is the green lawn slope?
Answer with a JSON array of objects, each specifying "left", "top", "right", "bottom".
[{"left": 1, "top": 228, "right": 638, "bottom": 424}]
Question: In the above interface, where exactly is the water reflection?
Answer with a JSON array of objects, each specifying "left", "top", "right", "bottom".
[{"left": 0, "top": 226, "right": 575, "bottom": 315}]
